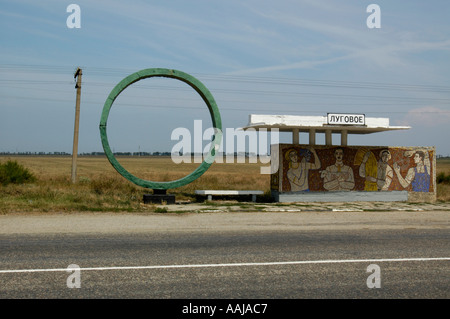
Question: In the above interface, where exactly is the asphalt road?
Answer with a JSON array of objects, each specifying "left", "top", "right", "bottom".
[{"left": 0, "top": 211, "right": 448, "bottom": 301}]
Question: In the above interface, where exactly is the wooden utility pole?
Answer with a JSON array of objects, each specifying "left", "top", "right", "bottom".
[{"left": 71, "top": 68, "right": 82, "bottom": 183}]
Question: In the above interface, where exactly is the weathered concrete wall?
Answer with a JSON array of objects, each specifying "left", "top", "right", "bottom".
[{"left": 271, "top": 144, "right": 436, "bottom": 202}]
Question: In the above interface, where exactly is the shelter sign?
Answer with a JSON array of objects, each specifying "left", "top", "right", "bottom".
[{"left": 327, "top": 113, "right": 365, "bottom": 126}]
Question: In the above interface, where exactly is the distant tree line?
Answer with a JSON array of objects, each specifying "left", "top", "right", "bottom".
[
  {"left": 1, "top": 152, "right": 449, "bottom": 158},
  {"left": 0, "top": 151, "right": 71, "bottom": 156},
  {"left": 0, "top": 151, "right": 172, "bottom": 156}
]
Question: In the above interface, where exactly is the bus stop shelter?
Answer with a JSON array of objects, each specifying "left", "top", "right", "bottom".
[{"left": 242, "top": 114, "right": 410, "bottom": 146}]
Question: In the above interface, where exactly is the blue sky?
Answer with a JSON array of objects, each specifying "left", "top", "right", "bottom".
[{"left": 1, "top": 0, "right": 450, "bottom": 155}]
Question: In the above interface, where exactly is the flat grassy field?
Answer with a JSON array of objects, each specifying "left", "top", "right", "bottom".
[
  {"left": 436, "top": 158, "right": 450, "bottom": 202},
  {"left": 0, "top": 155, "right": 449, "bottom": 213},
  {"left": 0, "top": 156, "right": 270, "bottom": 213},
  {"left": 437, "top": 157, "right": 450, "bottom": 174}
]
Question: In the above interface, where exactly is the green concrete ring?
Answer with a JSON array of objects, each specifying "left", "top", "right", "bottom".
[{"left": 99, "top": 68, "right": 222, "bottom": 190}]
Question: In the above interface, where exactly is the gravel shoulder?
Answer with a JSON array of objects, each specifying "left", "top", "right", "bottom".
[{"left": 0, "top": 206, "right": 448, "bottom": 235}]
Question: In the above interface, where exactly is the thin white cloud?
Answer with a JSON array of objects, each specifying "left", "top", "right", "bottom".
[
  {"left": 224, "top": 55, "right": 352, "bottom": 75},
  {"left": 0, "top": 8, "right": 61, "bottom": 28},
  {"left": 397, "top": 106, "right": 450, "bottom": 127},
  {"left": 237, "top": 3, "right": 450, "bottom": 74}
]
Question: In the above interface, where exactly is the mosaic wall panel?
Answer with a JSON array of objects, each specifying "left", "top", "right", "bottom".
[{"left": 271, "top": 144, "right": 435, "bottom": 194}]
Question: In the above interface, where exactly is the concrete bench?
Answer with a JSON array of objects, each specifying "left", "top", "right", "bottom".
[{"left": 195, "top": 190, "right": 264, "bottom": 202}]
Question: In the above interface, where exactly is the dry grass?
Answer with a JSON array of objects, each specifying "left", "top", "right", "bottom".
[
  {"left": 6, "top": 155, "right": 269, "bottom": 191},
  {"left": 0, "top": 156, "right": 270, "bottom": 213},
  {"left": 437, "top": 184, "right": 450, "bottom": 202},
  {"left": 0, "top": 155, "right": 448, "bottom": 213},
  {"left": 436, "top": 158, "right": 450, "bottom": 202},
  {"left": 436, "top": 158, "right": 450, "bottom": 175}
]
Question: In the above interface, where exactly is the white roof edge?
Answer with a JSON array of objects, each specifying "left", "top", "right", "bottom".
[{"left": 241, "top": 114, "right": 410, "bottom": 134}]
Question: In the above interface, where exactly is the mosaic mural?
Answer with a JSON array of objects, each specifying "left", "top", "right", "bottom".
[{"left": 271, "top": 144, "right": 435, "bottom": 194}]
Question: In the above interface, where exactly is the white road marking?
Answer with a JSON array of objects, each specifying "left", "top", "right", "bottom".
[{"left": 0, "top": 257, "right": 449, "bottom": 274}]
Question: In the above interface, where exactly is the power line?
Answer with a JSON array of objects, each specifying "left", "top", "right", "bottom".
[
  {"left": 2, "top": 81, "right": 450, "bottom": 104},
  {"left": 2, "top": 84, "right": 450, "bottom": 107},
  {"left": 197, "top": 73, "right": 450, "bottom": 93},
  {"left": 1, "top": 64, "right": 449, "bottom": 117},
  {"left": 2, "top": 95, "right": 450, "bottom": 115},
  {"left": 1, "top": 64, "right": 450, "bottom": 93}
]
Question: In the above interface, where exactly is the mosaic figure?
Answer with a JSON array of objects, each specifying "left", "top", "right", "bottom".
[
  {"left": 286, "top": 147, "right": 321, "bottom": 192},
  {"left": 376, "top": 150, "right": 393, "bottom": 191},
  {"left": 393, "top": 150, "right": 430, "bottom": 192},
  {"left": 356, "top": 149, "right": 378, "bottom": 191},
  {"left": 321, "top": 148, "right": 355, "bottom": 191},
  {"left": 357, "top": 149, "right": 393, "bottom": 191}
]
